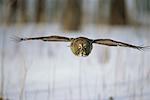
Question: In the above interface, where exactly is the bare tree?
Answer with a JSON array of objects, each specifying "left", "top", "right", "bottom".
[
  {"left": 35, "top": 0, "right": 45, "bottom": 23},
  {"left": 62, "top": 0, "right": 82, "bottom": 31},
  {"left": 110, "top": 0, "right": 127, "bottom": 25},
  {"left": 5, "top": 0, "right": 18, "bottom": 24},
  {"left": 50, "top": 0, "right": 62, "bottom": 22},
  {"left": 97, "top": 0, "right": 110, "bottom": 24},
  {"left": 17, "top": 0, "right": 27, "bottom": 23}
]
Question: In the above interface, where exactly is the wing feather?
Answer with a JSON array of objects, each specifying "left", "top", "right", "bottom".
[
  {"left": 93, "top": 39, "right": 148, "bottom": 50},
  {"left": 19, "top": 35, "right": 72, "bottom": 42}
]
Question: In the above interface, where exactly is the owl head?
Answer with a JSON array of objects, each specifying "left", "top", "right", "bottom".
[{"left": 70, "top": 37, "right": 93, "bottom": 57}]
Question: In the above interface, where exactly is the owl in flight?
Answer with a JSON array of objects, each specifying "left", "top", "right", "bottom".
[{"left": 15, "top": 35, "right": 149, "bottom": 57}]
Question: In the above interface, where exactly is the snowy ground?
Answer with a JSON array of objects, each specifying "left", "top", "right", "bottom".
[{"left": 0, "top": 24, "right": 150, "bottom": 100}]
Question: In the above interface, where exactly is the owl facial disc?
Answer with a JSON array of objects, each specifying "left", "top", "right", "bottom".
[{"left": 70, "top": 37, "right": 93, "bottom": 57}]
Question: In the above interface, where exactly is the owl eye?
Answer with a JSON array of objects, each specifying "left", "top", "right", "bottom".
[
  {"left": 83, "top": 44, "right": 86, "bottom": 46},
  {"left": 82, "top": 44, "right": 86, "bottom": 48}
]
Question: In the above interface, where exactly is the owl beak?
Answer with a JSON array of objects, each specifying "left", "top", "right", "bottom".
[{"left": 79, "top": 44, "right": 83, "bottom": 49}]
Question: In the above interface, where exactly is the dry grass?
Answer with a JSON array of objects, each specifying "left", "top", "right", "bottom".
[
  {"left": 19, "top": 46, "right": 28, "bottom": 100},
  {"left": 0, "top": 97, "right": 2, "bottom": 100},
  {"left": 0, "top": 97, "right": 9, "bottom": 100}
]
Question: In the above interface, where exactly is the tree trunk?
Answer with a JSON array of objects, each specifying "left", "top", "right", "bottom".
[
  {"left": 35, "top": 0, "right": 45, "bottom": 23},
  {"left": 5, "top": 0, "right": 18, "bottom": 24},
  {"left": 17, "top": 0, "right": 27, "bottom": 23},
  {"left": 62, "top": 0, "right": 82, "bottom": 31},
  {"left": 97, "top": 0, "right": 110, "bottom": 24},
  {"left": 110, "top": 0, "right": 127, "bottom": 25}
]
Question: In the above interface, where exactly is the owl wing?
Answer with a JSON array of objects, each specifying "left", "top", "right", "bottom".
[
  {"left": 93, "top": 39, "right": 149, "bottom": 50},
  {"left": 17, "top": 35, "right": 72, "bottom": 42}
]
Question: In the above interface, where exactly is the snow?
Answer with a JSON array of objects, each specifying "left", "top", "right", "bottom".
[{"left": 0, "top": 24, "right": 150, "bottom": 100}]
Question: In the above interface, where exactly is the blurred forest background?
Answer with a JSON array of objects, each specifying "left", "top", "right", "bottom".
[
  {"left": 0, "top": 0, "right": 149, "bottom": 29},
  {"left": 0, "top": 0, "right": 150, "bottom": 100}
]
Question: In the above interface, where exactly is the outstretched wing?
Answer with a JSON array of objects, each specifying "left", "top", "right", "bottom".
[
  {"left": 93, "top": 39, "right": 149, "bottom": 50},
  {"left": 18, "top": 35, "right": 72, "bottom": 42}
]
